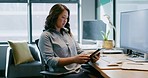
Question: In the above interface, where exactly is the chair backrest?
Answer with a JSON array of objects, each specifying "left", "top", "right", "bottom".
[
  {"left": 35, "top": 39, "right": 66, "bottom": 77},
  {"left": 35, "top": 39, "right": 49, "bottom": 71},
  {"left": 5, "top": 45, "right": 42, "bottom": 78},
  {"left": 35, "top": 39, "right": 39, "bottom": 50},
  {"left": 29, "top": 45, "right": 40, "bottom": 61}
]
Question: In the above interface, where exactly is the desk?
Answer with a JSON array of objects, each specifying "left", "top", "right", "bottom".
[{"left": 89, "top": 54, "right": 148, "bottom": 78}]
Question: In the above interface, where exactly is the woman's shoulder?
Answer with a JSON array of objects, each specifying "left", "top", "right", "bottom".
[{"left": 41, "top": 30, "right": 52, "bottom": 37}]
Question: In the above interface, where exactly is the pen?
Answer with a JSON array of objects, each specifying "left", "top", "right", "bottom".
[{"left": 127, "top": 63, "right": 144, "bottom": 65}]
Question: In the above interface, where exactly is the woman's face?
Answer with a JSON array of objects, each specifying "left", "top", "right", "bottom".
[{"left": 56, "top": 10, "right": 68, "bottom": 30}]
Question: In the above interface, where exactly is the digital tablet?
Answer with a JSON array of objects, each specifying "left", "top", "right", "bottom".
[{"left": 90, "top": 48, "right": 101, "bottom": 59}]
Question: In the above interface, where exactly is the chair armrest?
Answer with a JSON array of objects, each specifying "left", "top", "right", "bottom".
[{"left": 40, "top": 71, "right": 64, "bottom": 76}]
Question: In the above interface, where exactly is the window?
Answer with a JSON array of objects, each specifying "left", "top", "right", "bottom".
[
  {"left": 32, "top": 3, "right": 78, "bottom": 42},
  {"left": 0, "top": 3, "right": 28, "bottom": 42},
  {"left": 0, "top": 0, "right": 79, "bottom": 44}
]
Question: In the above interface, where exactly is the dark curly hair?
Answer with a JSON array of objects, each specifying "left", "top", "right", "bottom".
[{"left": 44, "top": 4, "right": 71, "bottom": 34}]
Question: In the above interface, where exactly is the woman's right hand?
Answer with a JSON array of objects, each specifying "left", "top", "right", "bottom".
[{"left": 73, "top": 54, "right": 90, "bottom": 64}]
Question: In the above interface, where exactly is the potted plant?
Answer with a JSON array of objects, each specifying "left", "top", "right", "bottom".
[
  {"left": 101, "top": 14, "right": 116, "bottom": 49},
  {"left": 101, "top": 30, "right": 113, "bottom": 49}
]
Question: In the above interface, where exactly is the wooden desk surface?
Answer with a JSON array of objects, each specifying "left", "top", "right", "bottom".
[
  {"left": 102, "top": 70, "right": 148, "bottom": 78},
  {"left": 89, "top": 54, "right": 148, "bottom": 78}
]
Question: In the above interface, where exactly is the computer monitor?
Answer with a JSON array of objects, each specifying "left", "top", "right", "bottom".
[
  {"left": 83, "top": 20, "right": 106, "bottom": 41},
  {"left": 120, "top": 9, "right": 148, "bottom": 60}
]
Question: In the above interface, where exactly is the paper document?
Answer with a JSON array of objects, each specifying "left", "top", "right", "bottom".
[{"left": 121, "top": 62, "right": 148, "bottom": 71}]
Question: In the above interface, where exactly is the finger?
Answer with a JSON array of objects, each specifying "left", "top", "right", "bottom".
[
  {"left": 83, "top": 59, "right": 89, "bottom": 63},
  {"left": 79, "top": 55, "right": 90, "bottom": 59},
  {"left": 79, "top": 59, "right": 89, "bottom": 64},
  {"left": 79, "top": 54, "right": 89, "bottom": 57},
  {"left": 81, "top": 56, "right": 90, "bottom": 60},
  {"left": 92, "top": 56, "right": 98, "bottom": 60},
  {"left": 91, "top": 55, "right": 99, "bottom": 63},
  {"left": 92, "top": 54, "right": 99, "bottom": 59},
  {"left": 91, "top": 58, "right": 97, "bottom": 63},
  {"left": 97, "top": 52, "right": 100, "bottom": 56}
]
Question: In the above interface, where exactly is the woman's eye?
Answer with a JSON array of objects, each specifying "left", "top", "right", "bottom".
[
  {"left": 62, "top": 17, "right": 65, "bottom": 19},
  {"left": 62, "top": 16, "right": 66, "bottom": 19},
  {"left": 62, "top": 16, "right": 67, "bottom": 20}
]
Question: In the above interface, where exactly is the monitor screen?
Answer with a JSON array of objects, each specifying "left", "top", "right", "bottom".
[
  {"left": 120, "top": 9, "right": 148, "bottom": 53},
  {"left": 83, "top": 20, "right": 106, "bottom": 40}
]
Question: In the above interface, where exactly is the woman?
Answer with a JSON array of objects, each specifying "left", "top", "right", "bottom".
[{"left": 38, "top": 3, "right": 103, "bottom": 78}]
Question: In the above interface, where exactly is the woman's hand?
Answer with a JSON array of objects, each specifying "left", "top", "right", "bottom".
[
  {"left": 90, "top": 52, "right": 100, "bottom": 63},
  {"left": 73, "top": 54, "right": 90, "bottom": 64}
]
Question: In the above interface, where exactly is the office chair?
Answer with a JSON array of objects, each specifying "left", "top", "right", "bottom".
[
  {"left": 35, "top": 39, "right": 102, "bottom": 78},
  {"left": 35, "top": 39, "right": 64, "bottom": 78}
]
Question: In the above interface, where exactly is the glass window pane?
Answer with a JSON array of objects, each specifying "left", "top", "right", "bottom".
[
  {"left": 32, "top": 3, "right": 78, "bottom": 41},
  {"left": 0, "top": 3, "right": 28, "bottom": 42}
]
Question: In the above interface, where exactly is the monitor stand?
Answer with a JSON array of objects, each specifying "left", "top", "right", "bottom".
[{"left": 127, "top": 53, "right": 148, "bottom": 62}]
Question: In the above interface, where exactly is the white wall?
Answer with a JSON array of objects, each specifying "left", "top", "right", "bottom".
[
  {"left": 79, "top": 0, "right": 96, "bottom": 44},
  {"left": 81, "top": 0, "right": 95, "bottom": 21}
]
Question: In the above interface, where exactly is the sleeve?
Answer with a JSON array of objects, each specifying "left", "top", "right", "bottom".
[
  {"left": 75, "top": 41, "right": 84, "bottom": 54},
  {"left": 71, "top": 35, "right": 84, "bottom": 54},
  {"left": 38, "top": 31, "right": 59, "bottom": 67}
]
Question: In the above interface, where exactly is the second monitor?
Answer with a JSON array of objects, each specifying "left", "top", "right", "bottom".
[{"left": 83, "top": 20, "right": 106, "bottom": 42}]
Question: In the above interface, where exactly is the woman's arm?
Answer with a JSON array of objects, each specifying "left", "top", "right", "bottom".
[
  {"left": 39, "top": 31, "right": 90, "bottom": 67},
  {"left": 57, "top": 54, "right": 90, "bottom": 66}
]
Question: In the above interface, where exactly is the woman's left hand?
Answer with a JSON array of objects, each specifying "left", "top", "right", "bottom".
[{"left": 90, "top": 52, "right": 100, "bottom": 63}]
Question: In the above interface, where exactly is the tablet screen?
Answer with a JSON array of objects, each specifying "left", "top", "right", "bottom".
[{"left": 90, "top": 48, "right": 101, "bottom": 58}]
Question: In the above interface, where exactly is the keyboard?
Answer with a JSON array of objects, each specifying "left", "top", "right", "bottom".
[{"left": 127, "top": 57, "right": 148, "bottom": 62}]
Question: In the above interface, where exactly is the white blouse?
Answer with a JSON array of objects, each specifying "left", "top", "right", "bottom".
[{"left": 38, "top": 29, "right": 83, "bottom": 74}]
